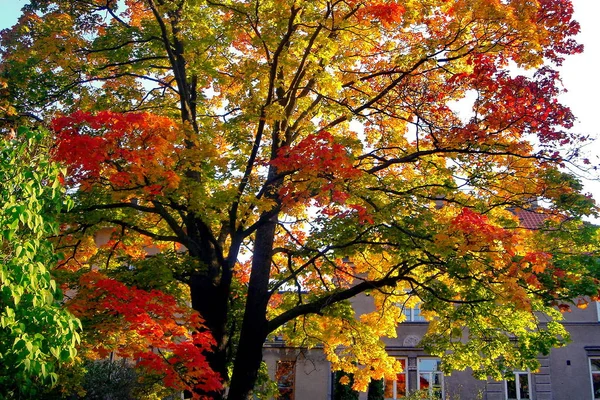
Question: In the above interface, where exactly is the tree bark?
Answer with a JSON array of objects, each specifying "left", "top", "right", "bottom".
[
  {"left": 190, "top": 273, "right": 230, "bottom": 399},
  {"left": 186, "top": 218, "right": 232, "bottom": 399},
  {"left": 226, "top": 216, "right": 277, "bottom": 399}
]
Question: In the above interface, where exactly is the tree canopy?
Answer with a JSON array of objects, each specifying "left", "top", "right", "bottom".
[{"left": 1, "top": 0, "right": 599, "bottom": 398}]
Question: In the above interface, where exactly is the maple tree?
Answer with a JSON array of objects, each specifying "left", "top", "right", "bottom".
[
  {"left": 65, "top": 271, "right": 222, "bottom": 398},
  {"left": 2, "top": 0, "right": 600, "bottom": 399}
]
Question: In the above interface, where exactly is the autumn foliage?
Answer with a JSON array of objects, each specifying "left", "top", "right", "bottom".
[
  {"left": 2, "top": 0, "right": 599, "bottom": 398},
  {"left": 52, "top": 111, "right": 181, "bottom": 194},
  {"left": 67, "top": 271, "right": 221, "bottom": 398}
]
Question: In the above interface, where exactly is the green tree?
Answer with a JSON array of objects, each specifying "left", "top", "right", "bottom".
[
  {"left": 1, "top": 1, "right": 599, "bottom": 399},
  {"left": 0, "top": 127, "right": 80, "bottom": 397},
  {"left": 367, "top": 379, "right": 384, "bottom": 400},
  {"left": 334, "top": 371, "right": 359, "bottom": 400}
]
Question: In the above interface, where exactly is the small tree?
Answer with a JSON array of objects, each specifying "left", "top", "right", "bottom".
[
  {"left": 367, "top": 379, "right": 385, "bottom": 400},
  {"left": 79, "top": 359, "right": 139, "bottom": 400},
  {"left": 66, "top": 271, "right": 222, "bottom": 397},
  {"left": 0, "top": 127, "right": 80, "bottom": 396},
  {"left": 334, "top": 371, "right": 359, "bottom": 400}
]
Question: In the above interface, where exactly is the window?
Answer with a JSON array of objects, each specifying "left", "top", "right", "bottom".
[
  {"left": 384, "top": 358, "right": 407, "bottom": 399},
  {"left": 399, "top": 290, "right": 426, "bottom": 322},
  {"left": 403, "top": 304, "right": 426, "bottom": 322},
  {"left": 591, "top": 358, "right": 600, "bottom": 400},
  {"left": 505, "top": 371, "right": 531, "bottom": 400},
  {"left": 276, "top": 360, "right": 295, "bottom": 400},
  {"left": 417, "top": 358, "right": 443, "bottom": 399}
]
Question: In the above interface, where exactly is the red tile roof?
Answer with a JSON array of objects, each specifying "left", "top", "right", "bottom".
[{"left": 513, "top": 208, "right": 550, "bottom": 229}]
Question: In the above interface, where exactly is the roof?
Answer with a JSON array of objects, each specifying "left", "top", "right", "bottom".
[{"left": 513, "top": 208, "right": 550, "bottom": 230}]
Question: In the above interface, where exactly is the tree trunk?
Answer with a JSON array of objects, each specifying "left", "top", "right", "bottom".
[
  {"left": 226, "top": 313, "right": 269, "bottom": 400},
  {"left": 227, "top": 217, "right": 277, "bottom": 399},
  {"left": 184, "top": 215, "right": 234, "bottom": 398},
  {"left": 190, "top": 273, "right": 230, "bottom": 399}
]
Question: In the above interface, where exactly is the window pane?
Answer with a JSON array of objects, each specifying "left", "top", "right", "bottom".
[
  {"left": 404, "top": 305, "right": 426, "bottom": 322},
  {"left": 413, "top": 306, "right": 425, "bottom": 322},
  {"left": 276, "top": 361, "right": 295, "bottom": 400},
  {"left": 384, "top": 380, "right": 394, "bottom": 398},
  {"left": 419, "top": 373, "right": 431, "bottom": 389},
  {"left": 385, "top": 359, "right": 407, "bottom": 399},
  {"left": 433, "top": 372, "right": 443, "bottom": 387},
  {"left": 397, "top": 373, "right": 406, "bottom": 397},
  {"left": 419, "top": 359, "right": 441, "bottom": 372},
  {"left": 432, "top": 387, "right": 443, "bottom": 399},
  {"left": 593, "top": 373, "right": 600, "bottom": 399},
  {"left": 418, "top": 358, "right": 443, "bottom": 398},
  {"left": 507, "top": 379, "right": 517, "bottom": 400},
  {"left": 519, "top": 373, "right": 530, "bottom": 399},
  {"left": 591, "top": 359, "right": 600, "bottom": 372}
]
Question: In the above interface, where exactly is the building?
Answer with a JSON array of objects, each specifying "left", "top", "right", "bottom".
[
  {"left": 263, "top": 209, "right": 600, "bottom": 400},
  {"left": 263, "top": 297, "right": 600, "bottom": 400}
]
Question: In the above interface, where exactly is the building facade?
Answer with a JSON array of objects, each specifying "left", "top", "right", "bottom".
[
  {"left": 263, "top": 298, "right": 600, "bottom": 400},
  {"left": 263, "top": 209, "right": 600, "bottom": 399}
]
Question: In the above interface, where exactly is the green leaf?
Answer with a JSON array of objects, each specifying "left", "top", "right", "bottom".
[
  {"left": 15, "top": 245, "right": 23, "bottom": 258},
  {"left": 0, "top": 129, "right": 79, "bottom": 395},
  {"left": 2, "top": 229, "right": 14, "bottom": 241}
]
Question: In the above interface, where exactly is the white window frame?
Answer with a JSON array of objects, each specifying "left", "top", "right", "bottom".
[
  {"left": 590, "top": 357, "right": 600, "bottom": 400},
  {"left": 385, "top": 357, "right": 407, "bottom": 399},
  {"left": 417, "top": 357, "right": 444, "bottom": 399},
  {"left": 403, "top": 303, "right": 426, "bottom": 322},
  {"left": 596, "top": 301, "right": 600, "bottom": 322},
  {"left": 505, "top": 370, "right": 532, "bottom": 400},
  {"left": 400, "top": 290, "right": 426, "bottom": 323}
]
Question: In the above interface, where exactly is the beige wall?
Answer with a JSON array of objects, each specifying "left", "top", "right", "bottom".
[
  {"left": 264, "top": 347, "right": 332, "bottom": 399},
  {"left": 262, "top": 295, "right": 600, "bottom": 400}
]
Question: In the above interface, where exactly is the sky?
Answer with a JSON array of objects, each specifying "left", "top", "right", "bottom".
[
  {"left": 554, "top": 0, "right": 600, "bottom": 206},
  {"left": 1, "top": 0, "right": 599, "bottom": 209}
]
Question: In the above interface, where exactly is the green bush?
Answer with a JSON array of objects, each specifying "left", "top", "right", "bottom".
[
  {"left": 333, "top": 371, "right": 359, "bottom": 400},
  {"left": 367, "top": 379, "right": 384, "bottom": 400},
  {"left": 81, "top": 360, "right": 139, "bottom": 400}
]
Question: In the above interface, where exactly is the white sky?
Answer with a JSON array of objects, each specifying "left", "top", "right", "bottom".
[
  {"left": 1, "top": 0, "right": 599, "bottom": 209},
  {"left": 555, "top": 1, "right": 600, "bottom": 206}
]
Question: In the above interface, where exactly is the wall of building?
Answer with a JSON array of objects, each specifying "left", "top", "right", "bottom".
[
  {"left": 262, "top": 302, "right": 600, "bottom": 400},
  {"left": 264, "top": 346, "right": 332, "bottom": 399}
]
